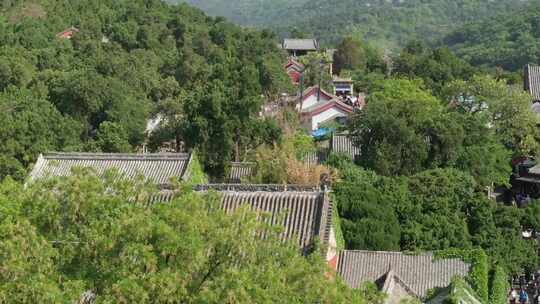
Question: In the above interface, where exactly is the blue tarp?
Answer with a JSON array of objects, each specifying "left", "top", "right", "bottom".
[{"left": 312, "top": 128, "right": 333, "bottom": 139}]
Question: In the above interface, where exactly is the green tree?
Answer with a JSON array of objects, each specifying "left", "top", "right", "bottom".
[
  {"left": 349, "top": 78, "right": 512, "bottom": 186},
  {"left": 443, "top": 75, "right": 540, "bottom": 157},
  {"left": 333, "top": 37, "right": 367, "bottom": 75},
  {"left": 96, "top": 121, "right": 132, "bottom": 153},
  {"left": 393, "top": 43, "right": 475, "bottom": 95},
  {"left": 349, "top": 78, "right": 441, "bottom": 176},
  {"left": 333, "top": 165, "right": 401, "bottom": 251},
  {"left": 1, "top": 171, "right": 365, "bottom": 303},
  {"left": 0, "top": 219, "right": 82, "bottom": 303},
  {"left": 523, "top": 200, "right": 540, "bottom": 231},
  {"left": 0, "top": 87, "right": 81, "bottom": 181},
  {"left": 298, "top": 52, "right": 333, "bottom": 92}
]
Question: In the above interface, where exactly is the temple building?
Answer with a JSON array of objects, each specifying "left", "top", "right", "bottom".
[
  {"left": 299, "top": 86, "right": 354, "bottom": 131},
  {"left": 332, "top": 76, "right": 354, "bottom": 96},
  {"left": 525, "top": 64, "right": 540, "bottom": 102},
  {"left": 282, "top": 38, "right": 319, "bottom": 57},
  {"left": 285, "top": 58, "right": 305, "bottom": 85}
]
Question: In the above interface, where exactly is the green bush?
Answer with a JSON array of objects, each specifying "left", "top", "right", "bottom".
[
  {"left": 187, "top": 152, "right": 208, "bottom": 185},
  {"left": 436, "top": 249, "right": 489, "bottom": 303},
  {"left": 489, "top": 266, "right": 509, "bottom": 304}
]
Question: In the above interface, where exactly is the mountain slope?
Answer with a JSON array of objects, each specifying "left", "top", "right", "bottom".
[
  {"left": 173, "top": 0, "right": 535, "bottom": 48},
  {"left": 168, "top": 0, "right": 308, "bottom": 26},
  {"left": 443, "top": 2, "right": 540, "bottom": 71}
]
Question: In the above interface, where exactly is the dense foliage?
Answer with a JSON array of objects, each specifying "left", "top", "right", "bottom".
[
  {"left": 444, "top": 2, "right": 540, "bottom": 71},
  {"left": 330, "top": 159, "right": 539, "bottom": 280},
  {"left": 348, "top": 78, "right": 515, "bottom": 186},
  {"left": 489, "top": 266, "right": 510, "bottom": 304},
  {"left": 0, "top": 0, "right": 291, "bottom": 179},
  {"left": 176, "top": 0, "right": 532, "bottom": 48},
  {"left": 392, "top": 42, "right": 476, "bottom": 95},
  {"left": 334, "top": 63, "right": 540, "bottom": 279},
  {"left": 436, "top": 249, "right": 489, "bottom": 303},
  {"left": 324, "top": 42, "right": 540, "bottom": 295},
  {"left": 0, "top": 172, "right": 363, "bottom": 303}
]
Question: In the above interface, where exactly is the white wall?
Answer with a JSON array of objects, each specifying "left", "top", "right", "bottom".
[
  {"left": 311, "top": 108, "right": 348, "bottom": 130},
  {"left": 326, "top": 226, "right": 338, "bottom": 262}
]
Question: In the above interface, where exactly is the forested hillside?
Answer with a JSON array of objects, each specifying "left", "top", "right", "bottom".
[
  {"left": 174, "top": 0, "right": 534, "bottom": 48},
  {"left": 0, "top": 0, "right": 292, "bottom": 179},
  {"left": 1, "top": 0, "right": 540, "bottom": 302},
  {"left": 444, "top": 2, "right": 540, "bottom": 71},
  {"left": 168, "top": 0, "right": 307, "bottom": 26}
]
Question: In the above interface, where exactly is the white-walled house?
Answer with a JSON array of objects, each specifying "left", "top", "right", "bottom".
[
  {"left": 299, "top": 86, "right": 335, "bottom": 110},
  {"left": 299, "top": 86, "right": 354, "bottom": 130}
]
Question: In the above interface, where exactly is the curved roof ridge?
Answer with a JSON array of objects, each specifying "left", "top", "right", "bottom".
[
  {"left": 195, "top": 184, "right": 322, "bottom": 192},
  {"left": 42, "top": 152, "right": 191, "bottom": 160},
  {"left": 341, "top": 249, "right": 433, "bottom": 255}
]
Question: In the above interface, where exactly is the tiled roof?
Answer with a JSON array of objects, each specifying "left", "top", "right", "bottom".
[
  {"left": 56, "top": 26, "right": 79, "bottom": 39},
  {"left": 214, "top": 187, "right": 332, "bottom": 253},
  {"left": 332, "top": 76, "right": 353, "bottom": 83},
  {"left": 302, "top": 150, "right": 328, "bottom": 167},
  {"left": 301, "top": 98, "right": 354, "bottom": 115},
  {"left": 195, "top": 184, "right": 322, "bottom": 192},
  {"left": 156, "top": 184, "right": 332, "bottom": 253},
  {"left": 525, "top": 64, "right": 540, "bottom": 101},
  {"left": 228, "top": 162, "right": 255, "bottom": 183},
  {"left": 298, "top": 135, "right": 359, "bottom": 166},
  {"left": 283, "top": 38, "right": 319, "bottom": 51},
  {"left": 301, "top": 85, "right": 338, "bottom": 103},
  {"left": 331, "top": 134, "right": 360, "bottom": 160},
  {"left": 338, "top": 250, "right": 470, "bottom": 298},
  {"left": 29, "top": 152, "right": 193, "bottom": 185},
  {"left": 285, "top": 58, "right": 305, "bottom": 72}
]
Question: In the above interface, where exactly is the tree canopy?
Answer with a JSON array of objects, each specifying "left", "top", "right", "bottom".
[
  {"left": 0, "top": 0, "right": 292, "bottom": 179},
  {"left": 329, "top": 159, "right": 539, "bottom": 276},
  {"left": 444, "top": 2, "right": 540, "bottom": 71},
  {"left": 348, "top": 78, "right": 512, "bottom": 186},
  {"left": 177, "top": 0, "right": 531, "bottom": 49},
  {"left": 0, "top": 172, "right": 364, "bottom": 303}
]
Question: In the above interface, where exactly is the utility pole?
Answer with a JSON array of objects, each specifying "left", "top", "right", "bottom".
[{"left": 317, "top": 59, "right": 324, "bottom": 102}]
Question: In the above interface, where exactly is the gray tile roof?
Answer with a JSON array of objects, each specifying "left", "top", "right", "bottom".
[
  {"left": 525, "top": 64, "right": 540, "bottom": 101},
  {"left": 228, "top": 162, "right": 255, "bottom": 183},
  {"left": 195, "top": 184, "right": 322, "bottom": 192},
  {"left": 331, "top": 134, "right": 360, "bottom": 160},
  {"left": 283, "top": 38, "right": 319, "bottom": 51},
  {"left": 338, "top": 250, "right": 470, "bottom": 298},
  {"left": 300, "top": 85, "right": 339, "bottom": 103},
  {"left": 296, "top": 134, "right": 359, "bottom": 167},
  {"left": 29, "top": 152, "right": 193, "bottom": 185},
  {"left": 155, "top": 184, "right": 332, "bottom": 253},
  {"left": 302, "top": 150, "right": 328, "bottom": 167}
]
